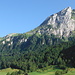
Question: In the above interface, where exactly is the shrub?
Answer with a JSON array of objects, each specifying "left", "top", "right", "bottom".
[
  {"left": 6, "top": 72, "right": 10, "bottom": 75},
  {"left": 59, "top": 65, "right": 66, "bottom": 70},
  {"left": 62, "top": 68, "right": 68, "bottom": 74},
  {"left": 24, "top": 73, "right": 28, "bottom": 75},
  {"left": 18, "top": 70, "right": 24, "bottom": 74},
  {"left": 55, "top": 70, "right": 62, "bottom": 75},
  {"left": 36, "top": 69, "right": 42, "bottom": 72},
  {"left": 55, "top": 68, "right": 68, "bottom": 75}
]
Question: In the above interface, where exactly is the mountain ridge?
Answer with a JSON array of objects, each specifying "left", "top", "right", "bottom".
[
  {"left": 0, "top": 7, "right": 75, "bottom": 72},
  {"left": 1, "top": 7, "right": 75, "bottom": 39},
  {"left": 1, "top": 7, "right": 75, "bottom": 47},
  {"left": 28, "top": 7, "right": 75, "bottom": 38}
]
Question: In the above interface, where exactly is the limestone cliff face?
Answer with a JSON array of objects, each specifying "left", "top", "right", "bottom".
[{"left": 32, "top": 7, "right": 75, "bottom": 38}]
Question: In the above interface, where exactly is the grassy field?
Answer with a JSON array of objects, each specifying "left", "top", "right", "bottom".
[
  {"left": 29, "top": 68, "right": 75, "bottom": 75},
  {"left": 0, "top": 68, "right": 19, "bottom": 75},
  {"left": 63, "top": 68, "right": 75, "bottom": 75},
  {"left": 0, "top": 68, "right": 75, "bottom": 75}
]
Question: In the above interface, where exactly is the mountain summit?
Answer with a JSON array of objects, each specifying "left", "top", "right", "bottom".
[
  {"left": 28, "top": 7, "right": 75, "bottom": 38},
  {"left": 41, "top": 7, "right": 72, "bottom": 26}
]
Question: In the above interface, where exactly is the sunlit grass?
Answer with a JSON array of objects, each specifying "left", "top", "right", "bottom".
[
  {"left": 0, "top": 68, "right": 75, "bottom": 75},
  {"left": 0, "top": 68, "right": 19, "bottom": 75}
]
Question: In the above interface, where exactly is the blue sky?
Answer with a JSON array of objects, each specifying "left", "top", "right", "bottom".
[{"left": 0, "top": 0, "right": 75, "bottom": 37}]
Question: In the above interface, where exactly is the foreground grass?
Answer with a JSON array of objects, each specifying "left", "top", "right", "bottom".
[
  {"left": 0, "top": 68, "right": 19, "bottom": 75},
  {"left": 29, "top": 69, "right": 62, "bottom": 75},
  {"left": 29, "top": 68, "right": 75, "bottom": 75},
  {"left": 0, "top": 68, "right": 75, "bottom": 75},
  {"left": 63, "top": 68, "right": 75, "bottom": 75}
]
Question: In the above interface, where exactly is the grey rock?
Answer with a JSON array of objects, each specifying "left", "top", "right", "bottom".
[{"left": 33, "top": 7, "right": 75, "bottom": 38}]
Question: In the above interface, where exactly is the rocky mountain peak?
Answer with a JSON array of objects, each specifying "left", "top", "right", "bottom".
[
  {"left": 41, "top": 7, "right": 72, "bottom": 26},
  {"left": 59, "top": 7, "right": 72, "bottom": 15},
  {"left": 34, "top": 7, "right": 75, "bottom": 38}
]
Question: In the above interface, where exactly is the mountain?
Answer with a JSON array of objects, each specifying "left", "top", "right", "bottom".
[
  {"left": 28, "top": 7, "right": 75, "bottom": 38},
  {"left": 0, "top": 7, "right": 75, "bottom": 72},
  {"left": 1, "top": 7, "right": 75, "bottom": 47}
]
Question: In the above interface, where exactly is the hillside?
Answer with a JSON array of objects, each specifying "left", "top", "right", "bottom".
[{"left": 0, "top": 7, "right": 75, "bottom": 74}]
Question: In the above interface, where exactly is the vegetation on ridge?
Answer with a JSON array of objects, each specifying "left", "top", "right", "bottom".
[{"left": 0, "top": 33, "right": 75, "bottom": 73}]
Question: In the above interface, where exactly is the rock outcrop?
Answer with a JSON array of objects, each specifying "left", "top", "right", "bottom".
[{"left": 32, "top": 7, "right": 75, "bottom": 38}]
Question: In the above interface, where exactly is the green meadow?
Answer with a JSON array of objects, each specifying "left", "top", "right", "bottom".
[
  {"left": 29, "top": 69, "right": 75, "bottom": 75},
  {"left": 0, "top": 68, "right": 19, "bottom": 75},
  {"left": 0, "top": 68, "right": 75, "bottom": 75}
]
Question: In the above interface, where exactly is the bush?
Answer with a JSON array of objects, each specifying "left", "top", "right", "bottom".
[
  {"left": 55, "top": 68, "right": 68, "bottom": 75},
  {"left": 6, "top": 72, "right": 10, "bottom": 75},
  {"left": 18, "top": 70, "right": 24, "bottom": 74},
  {"left": 55, "top": 70, "right": 63, "bottom": 75},
  {"left": 62, "top": 68, "right": 68, "bottom": 74},
  {"left": 24, "top": 73, "right": 28, "bottom": 75},
  {"left": 36, "top": 69, "right": 42, "bottom": 72},
  {"left": 59, "top": 65, "right": 66, "bottom": 70}
]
